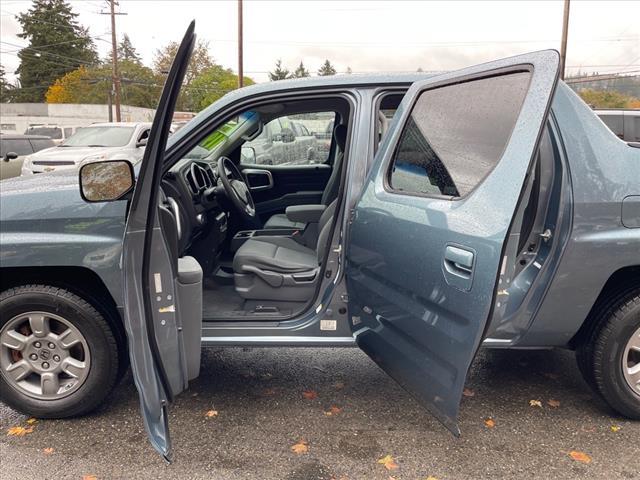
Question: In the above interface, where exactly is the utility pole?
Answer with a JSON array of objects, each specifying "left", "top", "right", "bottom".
[
  {"left": 559, "top": 0, "right": 570, "bottom": 80},
  {"left": 101, "top": 1, "right": 127, "bottom": 121},
  {"left": 238, "top": 0, "right": 243, "bottom": 88}
]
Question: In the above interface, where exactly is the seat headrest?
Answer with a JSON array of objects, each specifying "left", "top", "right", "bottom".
[{"left": 333, "top": 124, "right": 347, "bottom": 152}]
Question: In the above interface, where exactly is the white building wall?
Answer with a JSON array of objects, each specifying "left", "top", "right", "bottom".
[{"left": 0, "top": 103, "right": 193, "bottom": 134}]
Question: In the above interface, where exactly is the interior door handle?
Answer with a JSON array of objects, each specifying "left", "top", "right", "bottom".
[{"left": 444, "top": 245, "right": 474, "bottom": 276}]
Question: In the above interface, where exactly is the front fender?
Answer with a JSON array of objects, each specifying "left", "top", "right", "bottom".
[{"left": 0, "top": 184, "right": 127, "bottom": 306}]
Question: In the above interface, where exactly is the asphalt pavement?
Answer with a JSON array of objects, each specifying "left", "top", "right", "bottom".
[{"left": 1, "top": 347, "right": 639, "bottom": 479}]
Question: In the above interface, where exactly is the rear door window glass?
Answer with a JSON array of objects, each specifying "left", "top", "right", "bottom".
[{"left": 388, "top": 72, "right": 531, "bottom": 197}]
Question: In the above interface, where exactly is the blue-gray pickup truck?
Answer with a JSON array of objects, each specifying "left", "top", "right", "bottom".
[{"left": 1, "top": 23, "right": 638, "bottom": 460}]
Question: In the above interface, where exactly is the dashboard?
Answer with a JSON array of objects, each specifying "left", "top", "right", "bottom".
[{"left": 161, "top": 159, "right": 228, "bottom": 257}]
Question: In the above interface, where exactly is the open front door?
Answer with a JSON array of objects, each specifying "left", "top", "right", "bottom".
[
  {"left": 346, "top": 51, "right": 559, "bottom": 435},
  {"left": 121, "top": 22, "right": 197, "bottom": 461}
]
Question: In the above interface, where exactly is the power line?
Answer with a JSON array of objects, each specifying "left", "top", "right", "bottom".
[
  {"left": 0, "top": 41, "right": 98, "bottom": 66},
  {"left": 0, "top": 33, "right": 110, "bottom": 53}
]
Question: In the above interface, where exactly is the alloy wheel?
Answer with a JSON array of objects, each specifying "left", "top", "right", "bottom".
[
  {"left": 0, "top": 311, "right": 91, "bottom": 400},
  {"left": 623, "top": 326, "right": 640, "bottom": 397}
]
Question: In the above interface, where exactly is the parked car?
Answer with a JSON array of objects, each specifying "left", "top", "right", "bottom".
[
  {"left": 1, "top": 24, "right": 639, "bottom": 461},
  {"left": 0, "top": 134, "right": 55, "bottom": 180},
  {"left": 595, "top": 109, "right": 639, "bottom": 144},
  {"left": 20, "top": 122, "right": 151, "bottom": 175},
  {"left": 24, "top": 125, "right": 79, "bottom": 145},
  {"left": 242, "top": 115, "right": 321, "bottom": 165}
]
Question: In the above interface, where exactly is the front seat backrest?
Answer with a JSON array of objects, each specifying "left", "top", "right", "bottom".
[
  {"left": 321, "top": 124, "right": 347, "bottom": 206},
  {"left": 316, "top": 199, "right": 338, "bottom": 263}
]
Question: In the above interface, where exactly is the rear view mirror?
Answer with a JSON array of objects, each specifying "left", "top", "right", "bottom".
[
  {"left": 136, "top": 138, "right": 148, "bottom": 148},
  {"left": 4, "top": 152, "right": 18, "bottom": 162},
  {"left": 79, "top": 160, "right": 135, "bottom": 202}
]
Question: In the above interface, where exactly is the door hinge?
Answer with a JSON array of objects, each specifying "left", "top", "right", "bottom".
[{"left": 348, "top": 208, "right": 357, "bottom": 224}]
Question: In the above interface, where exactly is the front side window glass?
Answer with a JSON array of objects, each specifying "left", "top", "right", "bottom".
[
  {"left": 243, "top": 112, "right": 335, "bottom": 166},
  {"left": 1, "top": 139, "right": 34, "bottom": 156},
  {"left": 388, "top": 71, "right": 531, "bottom": 197}
]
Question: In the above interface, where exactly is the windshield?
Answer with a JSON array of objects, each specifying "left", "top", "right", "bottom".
[
  {"left": 25, "top": 127, "right": 62, "bottom": 139},
  {"left": 61, "top": 126, "right": 135, "bottom": 147},
  {"left": 184, "top": 111, "right": 259, "bottom": 160}
]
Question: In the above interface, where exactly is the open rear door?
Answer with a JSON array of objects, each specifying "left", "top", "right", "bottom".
[
  {"left": 346, "top": 51, "right": 559, "bottom": 435},
  {"left": 121, "top": 22, "right": 197, "bottom": 461}
]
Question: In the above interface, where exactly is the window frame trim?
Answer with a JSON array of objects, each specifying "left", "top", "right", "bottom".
[{"left": 382, "top": 65, "right": 534, "bottom": 202}]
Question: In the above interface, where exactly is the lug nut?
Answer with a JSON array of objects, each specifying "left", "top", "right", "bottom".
[
  {"left": 29, "top": 353, "right": 38, "bottom": 360},
  {"left": 42, "top": 362, "right": 50, "bottom": 369},
  {"left": 34, "top": 341, "right": 41, "bottom": 348},
  {"left": 53, "top": 355, "right": 60, "bottom": 362},
  {"left": 48, "top": 342, "right": 55, "bottom": 349}
]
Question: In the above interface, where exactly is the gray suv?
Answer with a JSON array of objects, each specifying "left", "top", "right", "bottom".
[{"left": 0, "top": 23, "right": 638, "bottom": 461}]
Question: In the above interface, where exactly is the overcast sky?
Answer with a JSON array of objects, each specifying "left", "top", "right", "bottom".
[{"left": 1, "top": 0, "right": 639, "bottom": 83}]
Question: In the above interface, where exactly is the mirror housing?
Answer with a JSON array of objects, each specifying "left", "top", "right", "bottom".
[
  {"left": 280, "top": 128, "right": 295, "bottom": 143},
  {"left": 79, "top": 160, "right": 135, "bottom": 202},
  {"left": 4, "top": 152, "right": 18, "bottom": 162},
  {"left": 241, "top": 146, "right": 256, "bottom": 164}
]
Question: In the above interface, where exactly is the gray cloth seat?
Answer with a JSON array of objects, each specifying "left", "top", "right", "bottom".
[
  {"left": 233, "top": 200, "right": 337, "bottom": 301},
  {"left": 263, "top": 124, "right": 347, "bottom": 230},
  {"left": 232, "top": 236, "right": 317, "bottom": 274}
]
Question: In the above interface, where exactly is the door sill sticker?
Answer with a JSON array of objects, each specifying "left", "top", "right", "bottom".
[
  {"left": 154, "top": 273, "right": 163, "bottom": 293},
  {"left": 320, "top": 319, "right": 337, "bottom": 331}
]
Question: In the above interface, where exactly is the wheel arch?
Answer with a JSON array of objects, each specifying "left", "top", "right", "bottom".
[
  {"left": 570, "top": 265, "right": 640, "bottom": 349},
  {"left": 0, "top": 266, "right": 128, "bottom": 374}
]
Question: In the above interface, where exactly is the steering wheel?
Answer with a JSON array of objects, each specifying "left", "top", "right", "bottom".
[{"left": 217, "top": 156, "right": 256, "bottom": 222}]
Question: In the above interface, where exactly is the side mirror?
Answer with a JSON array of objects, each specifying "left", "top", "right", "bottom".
[
  {"left": 136, "top": 138, "right": 148, "bottom": 148},
  {"left": 241, "top": 146, "right": 256, "bottom": 164},
  {"left": 79, "top": 160, "right": 135, "bottom": 202},
  {"left": 4, "top": 152, "right": 18, "bottom": 162},
  {"left": 281, "top": 128, "right": 295, "bottom": 143}
]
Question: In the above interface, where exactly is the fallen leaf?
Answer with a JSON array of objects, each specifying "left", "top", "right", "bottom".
[
  {"left": 568, "top": 451, "right": 592, "bottom": 464},
  {"left": 324, "top": 405, "right": 342, "bottom": 416},
  {"left": 547, "top": 399, "right": 561, "bottom": 408},
  {"left": 7, "top": 426, "right": 34, "bottom": 436},
  {"left": 43, "top": 447, "right": 54, "bottom": 455},
  {"left": 580, "top": 424, "right": 597, "bottom": 433},
  {"left": 333, "top": 381, "right": 345, "bottom": 390},
  {"left": 191, "top": 392, "right": 199, "bottom": 397},
  {"left": 302, "top": 390, "right": 318, "bottom": 400},
  {"left": 529, "top": 400, "right": 543, "bottom": 408},
  {"left": 82, "top": 476, "right": 98, "bottom": 480},
  {"left": 543, "top": 372, "right": 560, "bottom": 380},
  {"left": 291, "top": 439, "right": 309, "bottom": 454},
  {"left": 205, "top": 410, "right": 218, "bottom": 418},
  {"left": 462, "top": 388, "right": 475, "bottom": 397},
  {"left": 611, "top": 425, "right": 621, "bottom": 432},
  {"left": 262, "top": 388, "right": 277, "bottom": 397},
  {"left": 484, "top": 418, "right": 496, "bottom": 428},
  {"left": 26, "top": 418, "right": 37, "bottom": 425},
  {"left": 425, "top": 477, "right": 439, "bottom": 480},
  {"left": 377, "top": 454, "right": 399, "bottom": 471}
]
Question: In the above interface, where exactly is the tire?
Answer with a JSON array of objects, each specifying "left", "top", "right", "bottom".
[
  {"left": 577, "top": 288, "right": 640, "bottom": 419},
  {"left": 0, "top": 285, "right": 121, "bottom": 418}
]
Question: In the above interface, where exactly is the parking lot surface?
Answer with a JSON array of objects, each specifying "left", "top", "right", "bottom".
[{"left": 1, "top": 347, "right": 639, "bottom": 479}]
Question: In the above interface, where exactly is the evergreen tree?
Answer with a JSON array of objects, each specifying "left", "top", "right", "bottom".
[
  {"left": 268, "top": 59, "right": 290, "bottom": 81},
  {"left": 317, "top": 60, "right": 336, "bottom": 76},
  {"left": 107, "top": 33, "right": 141, "bottom": 64},
  {"left": 0, "top": 65, "right": 14, "bottom": 102},
  {"left": 15, "top": 0, "right": 98, "bottom": 102},
  {"left": 292, "top": 61, "right": 310, "bottom": 78}
]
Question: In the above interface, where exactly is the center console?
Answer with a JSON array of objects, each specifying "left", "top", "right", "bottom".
[{"left": 231, "top": 228, "right": 302, "bottom": 252}]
